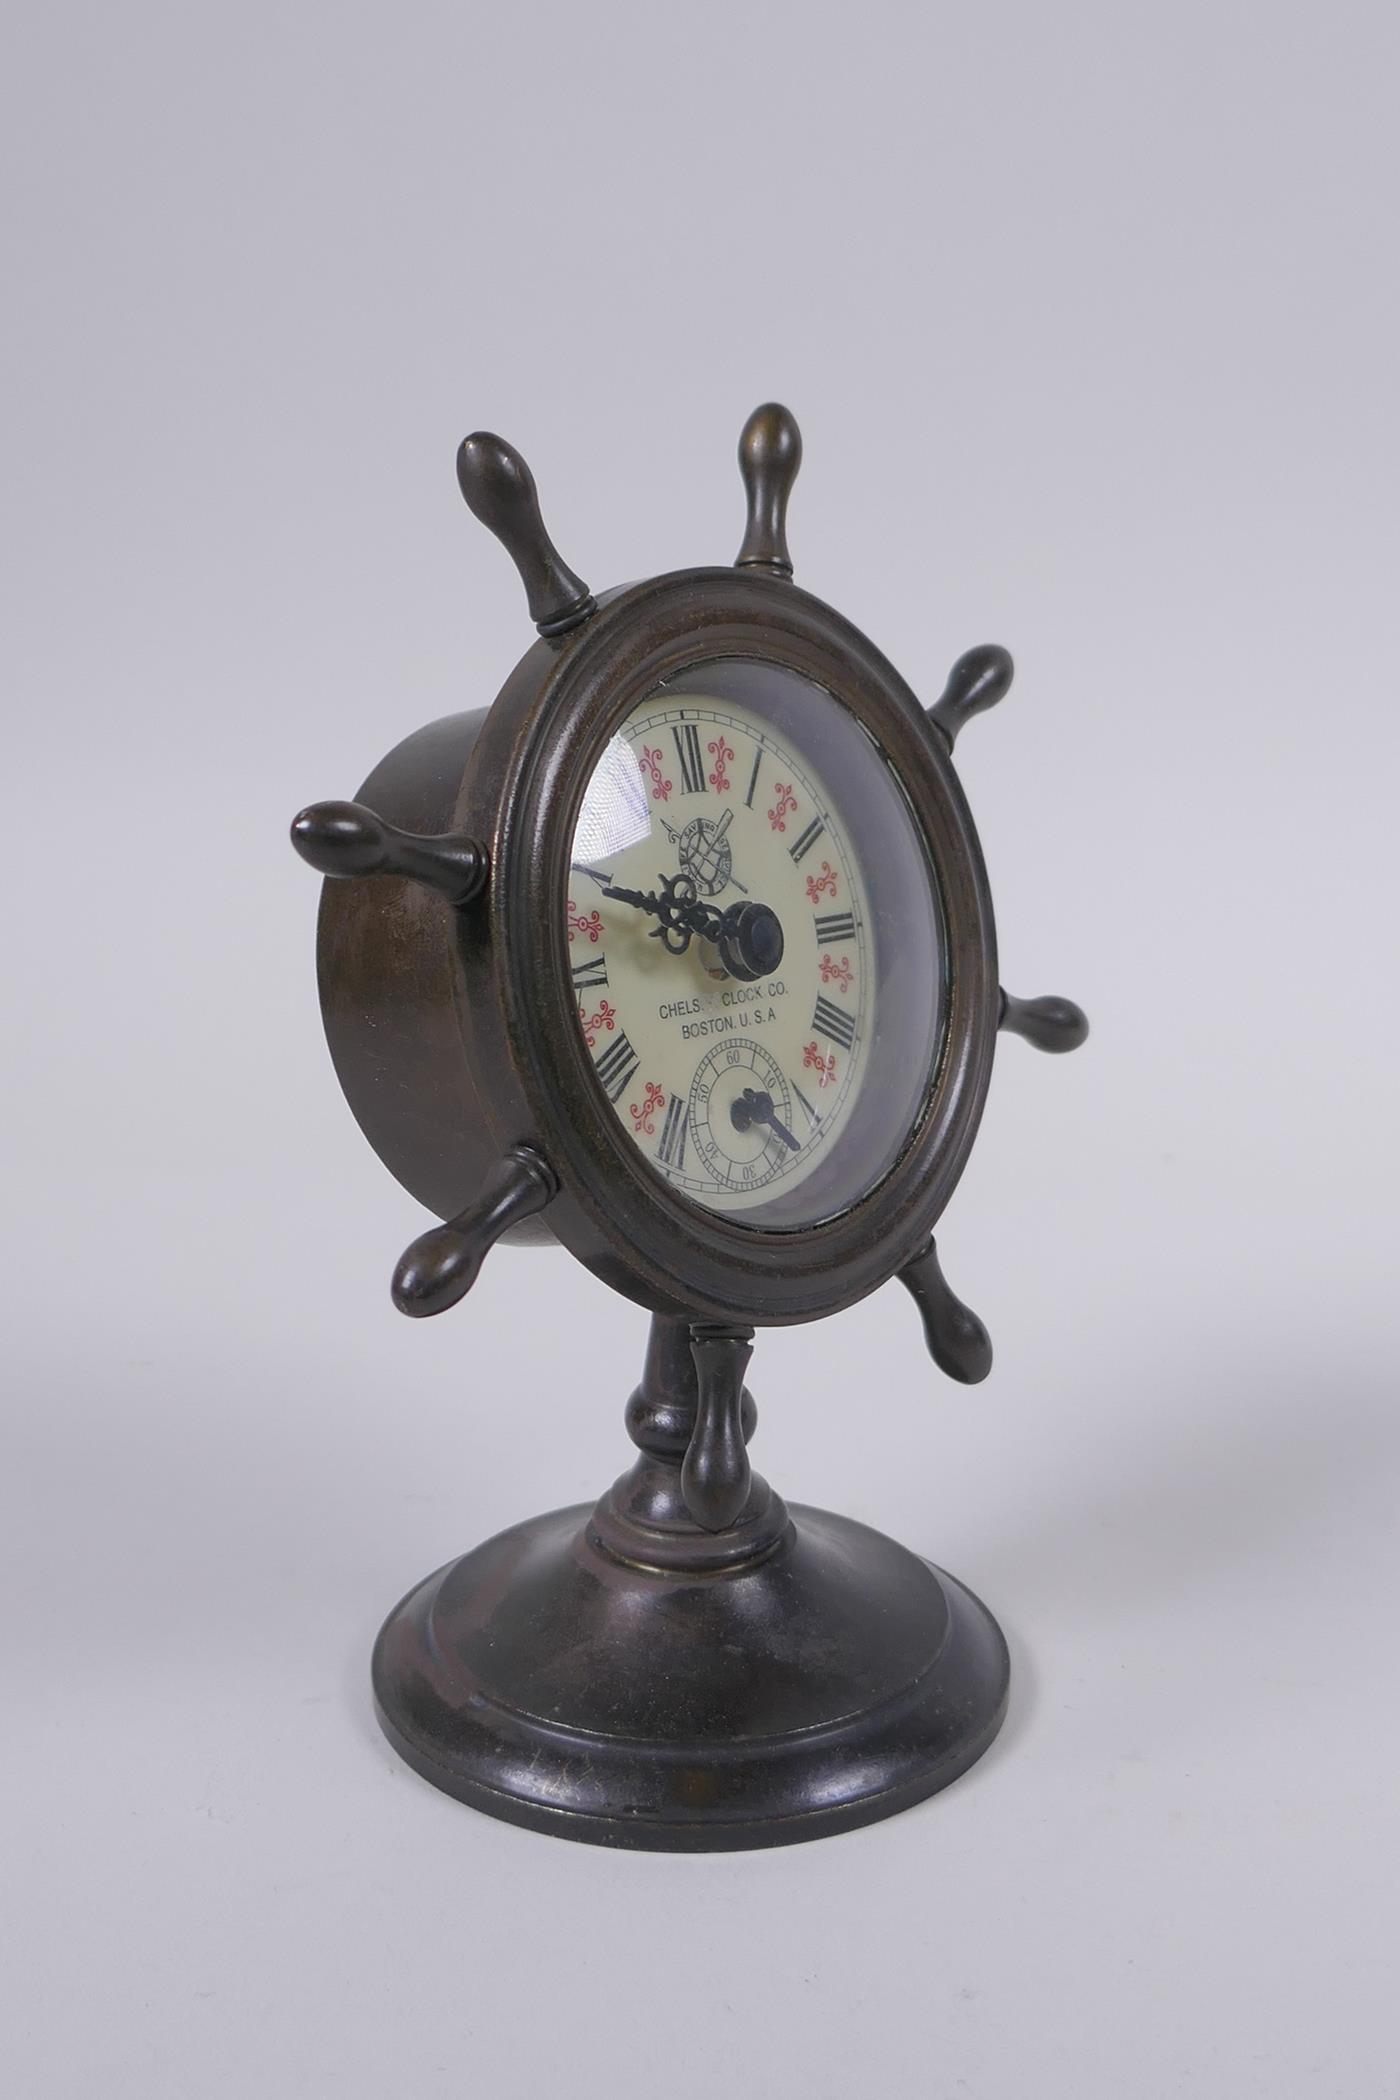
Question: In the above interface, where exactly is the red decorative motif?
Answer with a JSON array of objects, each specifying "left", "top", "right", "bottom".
[
  {"left": 707, "top": 735, "right": 733, "bottom": 793},
  {"left": 629, "top": 1080, "right": 665, "bottom": 1135},
  {"left": 819, "top": 953, "right": 853, "bottom": 993},
  {"left": 767, "top": 782, "right": 798, "bottom": 832},
  {"left": 567, "top": 898, "right": 603, "bottom": 944},
  {"left": 805, "top": 859, "right": 838, "bottom": 903},
  {"left": 578, "top": 998, "right": 616, "bottom": 1049},
  {"left": 641, "top": 745, "right": 672, "bottom": 803},
  {"left": 803, "top": 1043, "right": 837, "bottom": 1089}
]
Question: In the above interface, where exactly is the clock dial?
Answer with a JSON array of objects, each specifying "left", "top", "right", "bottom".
[{"left": 568, "top": 659, "right": 949, "bottom": 1226}]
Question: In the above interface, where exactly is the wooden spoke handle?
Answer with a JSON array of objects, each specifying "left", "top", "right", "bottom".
[
  {"left": 999, "top": 990, "right": 1089, "bottom": 1053},
  {"left": 735, "top": 402, "right": 802, "bottom": 577},
  {"left": 456, "top": 431, "right": 594, "bottom": 635},
  {"left": 392, "top": 1149, "right": 557, "bottom": 1318},
  {"left": 290, "top": 799, "right": 488, "bottom": 906},
  {"left": 898, "top": 1239, "right": 993, "bottom": 1385},
  {"left": 928, "top": 645, "right": 1014, "bottom": 749}
]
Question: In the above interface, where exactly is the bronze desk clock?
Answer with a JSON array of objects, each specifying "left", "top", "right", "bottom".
[{"left": 291, "top": 403, "right": 1087, "bottom": 1850}]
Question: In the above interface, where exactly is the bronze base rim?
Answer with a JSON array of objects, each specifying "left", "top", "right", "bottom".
[{"left": 371, "top": 1501, "right": 1009, "bottom": 1852}]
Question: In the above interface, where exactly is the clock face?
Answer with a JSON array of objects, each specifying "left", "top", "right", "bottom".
[{"left": 567, "top": 658, "right": 948, "bottom": 1227}]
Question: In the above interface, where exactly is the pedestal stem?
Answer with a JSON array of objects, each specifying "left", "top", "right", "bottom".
[
  {"left": 588, "top": 1315, "right": 789, "bottom": 1573},
  {"left": 684, "top": 1326, "right": 755, "bottom": 1533}
]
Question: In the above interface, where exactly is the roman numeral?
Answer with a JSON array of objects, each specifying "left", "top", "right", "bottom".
[
  {"left": 744, "top": 746, "right": 763, "bottom": 808},
  {"left": 814, "top": 911, "right": 855, "bottom": 944},
  {"left": 789, "top": 818, "right": 825, "bottom": 864},
  {"left": 571, "top": 953, "right": 609, "bottom": 990},
  {"left": 673, "top": 723, "right": 705, "bottom": 794},
  {"left": 593, "top": 1032, "right": 639, "bottom": 1103},
  {"left": 657, "top": 1093, "right": 688, "bottom": 1169},
  {"left": 793, "top": 1082, "right": 822, "bottom": 1127},
  {"left": 812, "top": 995, "right": 856, "bottom": 1051}
]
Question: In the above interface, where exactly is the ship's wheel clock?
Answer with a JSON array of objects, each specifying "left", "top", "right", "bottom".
[{"left": 291, "top": 404, "right": 1087, "bottom": 1850}]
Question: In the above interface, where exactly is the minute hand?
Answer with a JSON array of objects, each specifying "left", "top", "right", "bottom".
[
  {"left": 602, "top": 872, "right": 784, "bottom": 982},
  {"left": 601, "top": 872, "right": 726, "bottom": 952}
]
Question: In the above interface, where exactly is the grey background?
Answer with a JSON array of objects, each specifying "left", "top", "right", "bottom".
[{"left": 3, "top": 4, "right": 1397, "bottom": 2094}]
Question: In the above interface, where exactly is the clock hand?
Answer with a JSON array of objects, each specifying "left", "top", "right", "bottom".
[
  {"left": 602, "top": 873, "right": 724, "bottom": 951},
  {"left": 731, "top": 1087, "right": 800, "bottom": 1152},
  {"left": 571, "top": 863, "right": 615, "bottom": 890},
  {"left": 763, "top": 1106, "right": 801, "bottom": 1152},
  {"left": 602, "top": 873, "right": 784, "bottom": 981}
]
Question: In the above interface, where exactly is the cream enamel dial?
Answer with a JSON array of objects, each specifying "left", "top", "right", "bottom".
[{"left": 568, "top": 691, "right": 874, "bottom": 1215}]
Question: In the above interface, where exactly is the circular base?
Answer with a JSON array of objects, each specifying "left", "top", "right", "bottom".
[{"left": 372, "top": 1502, "right": 1009, "bottom": 1850}]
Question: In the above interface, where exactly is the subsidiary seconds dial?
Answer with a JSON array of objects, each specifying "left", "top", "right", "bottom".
[
  {"left": 568, "top": 682, "right": 874, "bottom": 1218},
  {"left": 689, "top": 1037, "right": 803, "bottom": 1195}
]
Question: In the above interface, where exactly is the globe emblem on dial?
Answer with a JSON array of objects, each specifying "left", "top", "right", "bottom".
[{"left": 670, "top": 812, "right": 734, "bottom": 896}]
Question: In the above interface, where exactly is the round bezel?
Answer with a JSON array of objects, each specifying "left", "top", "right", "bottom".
[{"left": 452, "top": 566, "right": 999, "bottom": 1324}]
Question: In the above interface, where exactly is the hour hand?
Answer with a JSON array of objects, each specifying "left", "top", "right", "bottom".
[
  {"left": 601, "top": 874, "right": 713, "bottom": 955},
  {"left": 603, "top": 874, "right": 785, "bottom": 981}
]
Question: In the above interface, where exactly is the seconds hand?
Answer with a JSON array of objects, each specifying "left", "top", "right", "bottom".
[{"left": 730, "top": 1087, "right": 800, "bottom": 1152}]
